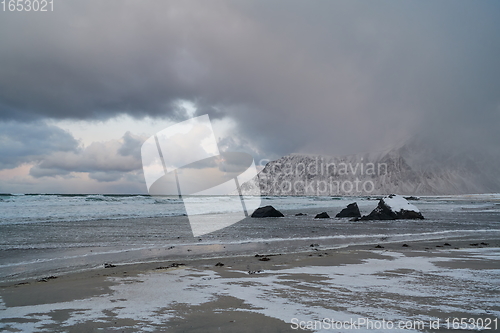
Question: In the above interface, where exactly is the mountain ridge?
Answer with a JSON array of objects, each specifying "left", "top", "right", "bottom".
[{"left": 240, "top": 142, "right": 500, "bottom": 196}]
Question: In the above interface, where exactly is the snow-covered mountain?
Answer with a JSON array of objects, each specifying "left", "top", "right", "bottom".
[{"left": 240, "top": 142, "right": 500, "bottom": 196}]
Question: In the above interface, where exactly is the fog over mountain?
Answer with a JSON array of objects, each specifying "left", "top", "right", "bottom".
[{"left": 240, "top": 137, "right": 500, "bottom": 196}]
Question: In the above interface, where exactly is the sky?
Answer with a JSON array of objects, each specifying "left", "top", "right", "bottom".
[{"left": 1, "top": 0, "right": 499, "bottom": 194}]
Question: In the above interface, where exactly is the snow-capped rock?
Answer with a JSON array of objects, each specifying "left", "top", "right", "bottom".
[{"left": 359, "top": 194, "right": 424, "bottom": 220}]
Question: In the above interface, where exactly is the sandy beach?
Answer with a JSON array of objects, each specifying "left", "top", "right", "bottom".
[{"left": 1, "top": 236, "right": 499, "bottom": 333}]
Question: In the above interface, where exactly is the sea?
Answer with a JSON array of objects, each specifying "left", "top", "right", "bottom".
[{"left": 1, "top": 193, "right": 500, "bottom": 283}]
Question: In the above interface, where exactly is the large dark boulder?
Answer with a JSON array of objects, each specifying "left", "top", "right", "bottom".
[
  {"left": 359, "top": 202, "right": 396, "bottom": 220},
  {"left": 251, "top": 205, "right": 284, "bottom": 218},
  {"left": 335, "top": 202, "right": 361, "bottom": 218},
  {"left": 315, "top": 212, "right": 330, "bottom": 219},
  {"left": 360, "top": 194, "right": 424, "bottom": 220}
]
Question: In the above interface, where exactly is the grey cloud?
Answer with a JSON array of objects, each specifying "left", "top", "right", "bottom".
[
  {"left": 118, "top": 132, "right": 144, "bottom": 159},
  {"left": 217, "top": 135, "right": 268, "bottom": 165},
  {"left": 29, "top": 132, "right": 146, "bottom": 181},
  {"left": 1, "top": 0, "right": 499, "bottom": 159},
  {"left": 0, "top": 121, "right": 79, "bottom": 169},
  {"left": 29, "top": 167, "right": 71, "bottom": 178},
  {"left": 88, "top": 171, "right": 124, "bottom": 183}
]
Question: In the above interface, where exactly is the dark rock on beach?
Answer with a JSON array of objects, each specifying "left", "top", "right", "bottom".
[
  {"left": 315, "top": 212, "right": 330, "bottom": 219},
  {"left": 170, "top": 263, "right": 185, "bottom": 268},
  {"left": 335, "top": 202, "right": 361, "bottom": 218},
  {"left": 37, "top": 276, "right": 57, "bottom": 282},
  {"left": 155, "top": 263, "right": 185, "bottom": 270},
  {"left": 251, "top": 205, "right": 285, "bottom": 218},
  {"left": 248, "top": 270, "right": 263, "bottom": 275}
]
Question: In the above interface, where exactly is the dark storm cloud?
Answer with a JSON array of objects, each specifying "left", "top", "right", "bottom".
[{"left": 0, "top": 0, "right": 499, "bottom": 157}]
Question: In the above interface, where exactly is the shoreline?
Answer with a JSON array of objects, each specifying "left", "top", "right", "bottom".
[
  {"left": 2, "top": 235, "right": 499, "bottom": 287},
  {"left": 2, "top": 194, "right": 499, "bottom": 286},
  {"left": 1, "top": 230, "right": 499, "bottom": 285},
  {"left": 1, "top": 237, "right": 499, "bottom": 332}
]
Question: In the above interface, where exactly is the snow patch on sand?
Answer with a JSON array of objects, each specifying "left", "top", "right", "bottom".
[{"left": 1, "top": 249, "right": 499, "bottom": 333}]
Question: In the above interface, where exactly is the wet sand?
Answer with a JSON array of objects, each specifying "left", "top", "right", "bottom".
[{"left": 1, "top": 237, "right": 499, "bottom": 332}]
